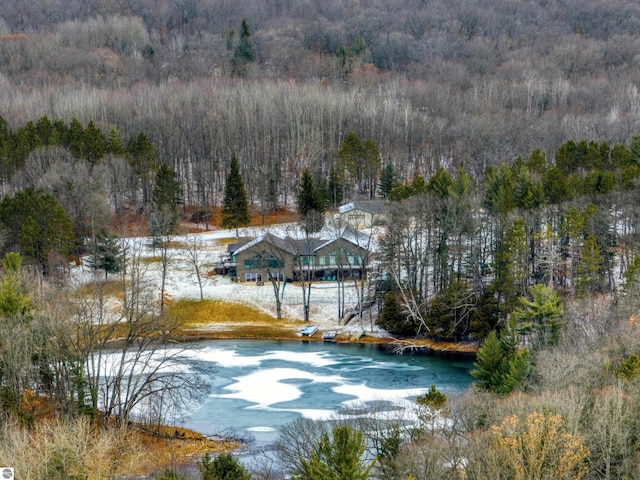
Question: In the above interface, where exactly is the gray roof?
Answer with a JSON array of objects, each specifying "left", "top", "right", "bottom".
[
  {"left": 338, "top": 200, "right": 388, "bottom": 215},
  {"left": 316, "top": 225, "right": 371, "bottom": 251},
  {"left": 234, "top": 227, "right": 371, "bottom": 257},
  {"left": 233, "top": 232, "right": 297, "bottom": 256}
]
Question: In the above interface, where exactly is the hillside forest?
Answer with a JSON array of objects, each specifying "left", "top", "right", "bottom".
[{"left": 2, "top": 0, "right": 640, "bottom": 478}]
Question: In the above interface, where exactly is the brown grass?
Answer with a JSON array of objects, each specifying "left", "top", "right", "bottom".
[
  {"left": 131, "top": 424, "right": 240, "bottom": 475},
  {"left": 74, "top": 279, "right": 123, "bottom": 298},
  {"left": 167, "top": 299, "right": 306, "bottom": 340},
  {"left": 169, "top": 299, "right": 278, "bottom": 325}
]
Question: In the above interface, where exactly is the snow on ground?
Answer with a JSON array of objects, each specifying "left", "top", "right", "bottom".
[{"left": 73, "top": 223, "right": 388, "bottom": 337}]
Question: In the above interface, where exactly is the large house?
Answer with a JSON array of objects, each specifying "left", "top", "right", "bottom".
[
  {"left": 338, "top": 200, "right": 389, "bottom": 229},
  {"left": 232, "top": 226, "right": 372, "bottom": 283}
]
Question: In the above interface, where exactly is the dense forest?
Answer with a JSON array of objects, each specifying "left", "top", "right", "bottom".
[
  {"left": 1, "top": 0, "right": 640, "bottom": 207},
  {"left": 3, "top": 0, "right": 640, "bottom": 478}
]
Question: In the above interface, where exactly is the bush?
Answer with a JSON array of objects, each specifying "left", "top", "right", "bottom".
[{"left": 197, "top": 452, "right": 251, "bottom": 480}]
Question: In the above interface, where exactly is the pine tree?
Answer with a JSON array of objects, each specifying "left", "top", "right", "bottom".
[
  {"left": 231, "top": 19, "right": 256, "bottom": 77},
  {"left": 297, "top": 168, "right": 325, "bottom": 233},
  {"left": 83, "top": 120, "right": 106, "bottom": 164},
  {"left": 86, "top": 233, "right": 123, "bottom": 279},
  {"left": 35, "top": 115, "right": 53, "bottom": 145},
  {"left": 0, "top": 186, "right": 74, "bottom": 274},
  {"left": 126, "top": 131, "right": 158, "bottom": 205},
  {"left": 337, "top": 131, "right": 363, "bottom": 199},
  {"left": 150, "top": 164, "right": 181, "bottom": 239},
  {"left": 106, "top": 127, "right": 124, "bottom": 155},
  {"left": 471, "top": 326, "right": 530, "bottom": 395},
  {"left": 379, "top": 164, "right": 397, "bottom": 199},
  {"left": 68, "top": 118, "right": 85, "bottom": 158},
  {"left": 362, "top": 139, "right": 381, "bottom": 198},
  {"left": 513, "top": 283, "right": 564, "bottom": 348},
  {"left": 295, "top": 426, "right": 373, "bottom": 480},
  {"left": 222, "top": 154, "right": 250, "bottom": 238},
  {"left": 198, "top": 452, "right": 251, "bottom": 480},
  {"left": 575, "top": 233, "right": 605, "bottom": 296}
]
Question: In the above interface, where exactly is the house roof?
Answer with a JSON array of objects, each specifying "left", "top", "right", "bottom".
[
  {"left": 338, "top": 200, "right": 388, "bottom": 215},
  {"left": 316, "top": 225, "right": 371, "bottom": 251},
  {"left": 233, "top": 232, "right": 297, "bottom": 257},
  {"left": 227, "top": 238, "right": 251, "bottom": 254},
  {"left": 234, "top": 227, "right": 372, "bottom": 257}
]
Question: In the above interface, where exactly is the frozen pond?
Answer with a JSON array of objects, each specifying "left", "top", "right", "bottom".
[{"left": 177, "top": 339, "right": 474, "bottom": 447}]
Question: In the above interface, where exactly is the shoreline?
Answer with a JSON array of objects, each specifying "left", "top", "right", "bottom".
[{"left": 176, "top": 324, "right": 479, "bottom": 358}]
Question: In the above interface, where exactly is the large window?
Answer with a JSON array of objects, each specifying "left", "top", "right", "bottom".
[
  {"left": 319, "top": 255, "right": 334, "bottom": 266},
  {"left": 245, "top": 272, "right": 262, "bottom": 282},
  {"left": 244, "top": 254, "right": 284, "bottom": 269}
]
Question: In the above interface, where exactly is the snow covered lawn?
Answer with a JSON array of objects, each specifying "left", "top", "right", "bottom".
[{"left": 74, "top": 223, "right": 389, "bottom": 338}]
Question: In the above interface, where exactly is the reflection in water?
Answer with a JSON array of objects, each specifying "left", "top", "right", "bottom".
[{"left": 177, "top": 340, "right": 474, "bottom": 447}]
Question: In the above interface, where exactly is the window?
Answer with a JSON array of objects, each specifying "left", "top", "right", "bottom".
[
  {"left": 245, "top": 272, "right": 262, "bottom": 282},
  {"left": 348, "top": 256, "right": 362, "bottom": 266},
  {"left": 245, "top": 254, "right": 284, "bottom": 269},
  {"left": 268, "top": 257, "right": 284, "bottom": 269},
  {"left": 244, "top": 257, "right": 261, "bottom": 269},
  {"left": 301, "top": 256, "right": 314, "bottom": 266},
  {"left": 319, "top": 255, "right": 332, "bottom": 265},
  {"left": 268, "top": 272, "right": 284, "bottom": 281}
]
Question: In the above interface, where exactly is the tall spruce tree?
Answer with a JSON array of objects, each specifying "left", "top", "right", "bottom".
[
  {"left": 150, "top": 164, "right": 181, "bottom": 240},
  {"left": 222, "top": 154, "right": 250, "bottom": 238},
  {"left": 86, "top": 232, "right": 123, "bottom": 279},
  {"left": 231, "top": 19, "right": 256, "bottom": 77},
  {"left": 379, "top": 164, "right": 397, "bottom": 199},
  {"left": 297, "top": 168, "right": 325, "bottom": 233},
  {"left": 471, "top": 326, "right": 530, "bottom": 395}
]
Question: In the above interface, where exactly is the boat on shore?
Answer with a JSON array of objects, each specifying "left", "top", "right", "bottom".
[
  {"left": 299, "top": 325, "right": 319, "bottom": 337},
  {"left": 323, "top": 330, "right": 337, "bottom": 342}
]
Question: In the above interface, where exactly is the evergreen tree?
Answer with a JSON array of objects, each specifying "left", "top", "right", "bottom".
[
  {"left": 483, "top": 163, "right": 515, "bottom": 218},
  {"left": 379, "top": 164, "right": 397, "bottom": 198},
  {"left": 68, "top": 118, "right": 85, "bottom": 158},
  {"left": 50, "top": 119, "right": 68, "bottom": 146},
  {"left": 471, "top": 326, "right": 531, "bottom": 395},
  {"left": 513, "top": 283, "right": 564, "bottom": 349},
  {"left": 297, "top": 168, "right": 325, "bottom": 233},
  {"left": 428, "top": 167, "right": 453, "bottom": 198},
  {"left": 575, "top": 233, "right": 605, "bottom": 296},
  {"left": 231, "top": 19, "right": 256, "bottom": 77},
  {"left": 294, "top": 425, "right": 373, "bottom": 480},
  {"left": 337, "top": 131, "right": 363, "bottom": 199},
  {"left": 222, "top": 154, "right": 250, "bottom": 238},
  {"left": 0, "top": 252, "right": 30, "bottom": 317},
  {"left": 106, "top": 127, "right": 124, "bottom": 155},
  {"left": 362, "top": 139, "right": 381, "bottom": 198},
  {"left": 198, "top": 452, "right": 251, "bottom": 480},
  {"left": 492, "top": 217, "right": 529, "bottom": 316},
  {"left": 150, "top": 164, "right": 181, "bottom": 239},
  {"left": 126, "top": 131, "right": 158, "bottom": 205},
  {"left": 83, "top": 120, "right": 106, "bottom": 164},
  {"left": 526, "top": 148, "right": 547, "bottom": 174},
  {"left": 86, "top": 233, "right": 123, "bottom": 279},
  {"left": 35, "top": 115, "right": 53, "bottom": 145},
  {"left": 378, "top": 291, "right": 418, "bottom": 336},
  {"left": 0, "top": 186, "right": 74, "bottom": 274},
  {"left": 425, "top": 280, "right": 474, "bottom": 340}
]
